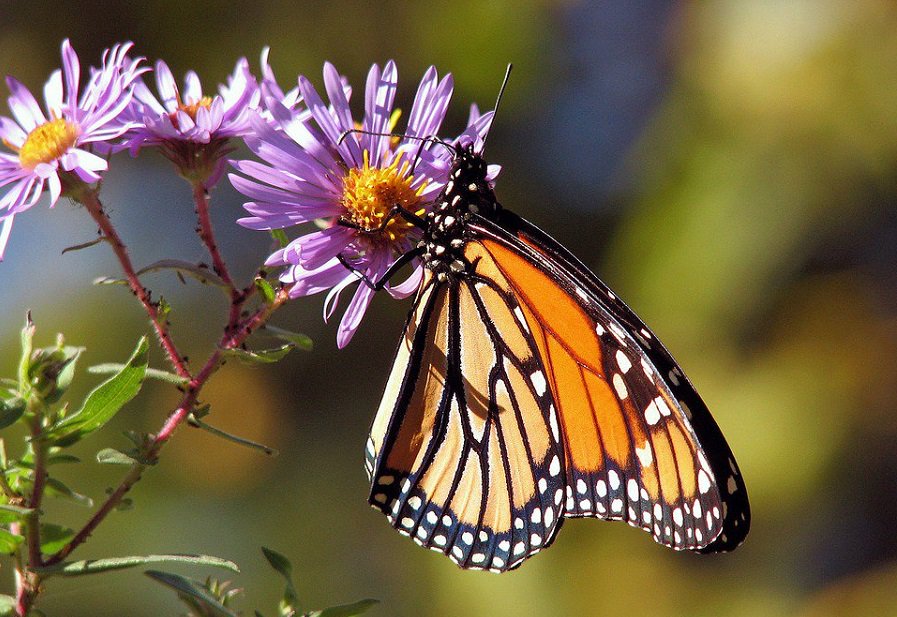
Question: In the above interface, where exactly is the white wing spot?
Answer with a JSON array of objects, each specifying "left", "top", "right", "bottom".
[
  {"left": 531, "top": 370, "right": 547, "bottom": 396},
  {"left": 554, "top": 489, "right": 563, "bottom": 505},
  {"left": 612, "top": 373, "right": 628, "bottom": 400},
  {"left": 452, "top": 546, "right": 463, "bottom": 558},
  {"left": 471, "top": 552, "right": 486, "bottom": 564},
  {"left": 693, "top": 499, "right": 702, "bottom": 518},
  {"left": 673, "top": 507, "right": 684, "bottom": 527},
  {"left": 627, "top": 479, "right": 639, "bottom": 501},
  {"left": 679, "top": 399, "right": 693, "bottom": 419},
  {"left": 635, "top": 442, "right": 653, "bottom": 467},
  {"left": 513, "top": 542, "right": 525, "bottom": 555},
  {"left": 655, "top": 396, "right": 672, "bottom": 417},
  {"left": 530, "top": 508, "right": 542, "bottom": 524},
  {"left": 379, "top": 475, "right": 394, "bottom": 486},
  {"left": 596, "top": 479, "right": 607, "bottom": 497},
  {"left": 401, "top": 517, "right": 414, "bottom": 528},
  {"left": 408, "top": 496, "right": 422, "bottom": 510},
  {"left": 443, "top": 515, "right": 453, "bottom": 526},
  {"left": 538, "top": 478, "right": 547, "bottom": 494},
  {"left": 644, "top": 400, "right": 661, "bottom": 426},
  {"left": 434, "top": 534, "right": 447, "bottom": 546},
  {"left": 595, "top": 322, "right": 606, "bottom": 336},
  {"left": 579, "top": 498, "right": 591, "bottom": 510},
  {"left": 373, "top": 493, "right": 387, "bottom": 504},
  {"left": 426, "top": 511, "right": 438, "bottom": 525},
  {"left": 668, "top": 369, "right": 680, "bottom": 386},
  {"left": 461, "top": 532, "right": 474, "bottom": 545},
  {"left": 549, "top": 405, "right": 560, "bottom": 442},
  {"left": 698, "top": 470, "right": 712, "bottom": 494},
  {"left": 515, "top": 517, "right": 524, "bottom": 530},
  {"left": 727, "top": 475, "right": 738, "bottom": 494},
  {"left": 576, "top": 479, "right": 587, "bottom": 494},
  {"left": 492, "top": 557, "right": 505, "bottom": 568},
  {"left": 549, "top": 455, "right": 561, "bottom": 477},
  {"left": 610, "top": 323, "right": 627, "bottom": 345},
  {"left": 611, "top": 498, "right": 623, "bottom": 513},
  {"left": 608, "top": 470, "right": 620, "bottom": 490},
  {"left": 480, "top": 530, "right": 489, "bottom": 541},
  {"left": 653, "top": 503, "right": 662, "bottom": 519},
  {"left": 513, "top": 306, "right": 530, "bottom": 332},
  {"left": 498, "top": 540, "right": 511, "bottom": 551},
  {"left": 530, "top": 533, "right": 543, "bottom": 545},
  {"left": 544, "top": 507, "right": 555, "bottom": 528},
  {"left": 641, "top": 358, "right": 654, "bottom": 378},
  {"left": 616, "top": 350, "right": 632, "bottom": 374},
  {"left": 642, "top": 511, "right": 652, "bottom": 525}
]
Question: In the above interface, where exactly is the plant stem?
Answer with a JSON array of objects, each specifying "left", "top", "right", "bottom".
[
  {"left": 25, "top": 418, "right": 47, "bottom": 569},
  {"left": 80, "top": 190, "right": 192, "bottom": 381},
  {"left": 193, "top": 181, "right": 236, "bottom": 292}
]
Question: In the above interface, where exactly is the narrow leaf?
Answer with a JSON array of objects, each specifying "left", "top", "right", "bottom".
[
  {"left": 222, "top": 344, "right": 294, "bottom": 365},
  {"left": 92, "top": 276, "right": 128, "bottom": 286},
  {"left": 189, "top": 417, "right": 277, "bottom": 456},
  {"left": 145, "top": 571, "right": 239, "bottom": 617},
  {"left": 39, "top": 523, "right": 75, "bottom": 554},
  {"left": 46, "top": 454, "right": 81, "bottom": 465},
  {"left": 137, "top": 259, "right": 228, "bottom": 288},
  {"left": 45, "top": 477, "right": 94, "bottom": 507},
  {"left": 88, "top": 363, "right": 187, "bottom": 385},
  {"left": 61, "top": 237, "right": 104, "bottom": 254},
  {"left": 18, "top": 312, "right": 35, "bottom": 387},
  {"left": 96, "top": 448, "right": 138, "bottom": 465},
  {"left": 270, "top": 229, "right": 289, "bottom": 248},
  {"left": 0, "top": 528, "right": 24, "bottom": 554},
  {"left": 255, "top": 277, "right": 276, "bottom": 304},
  {"left": 0, "top": 398, "right": 25, "bottom": 430},
  {"left": 308, "top": 599, "right": 379, "bottom": 617},
  {"left": 48, "top": 337, "right": 148, "bottom": 446},
  {"left": 263, "top": 325, "right": 313, "bottom": 351},
  {"left": 37, "top": 553, "right": 239, "bottom": 576},
  {"left": 0, "top": 504, "right": 33, "bottom": 524},
  {"left": 262, "top": 547, "right": 298, "bottom": 609}
]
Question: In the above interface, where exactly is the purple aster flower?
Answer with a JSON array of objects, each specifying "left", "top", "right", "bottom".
[
  {"left": 231, "top": 61, "right": 493, "bottom": 347},
  {"left": 0, "top": 39, "right": 144, "bottom": 261},
  {"left": 123, "top": 56, "right": 259, "bottom": 184}
]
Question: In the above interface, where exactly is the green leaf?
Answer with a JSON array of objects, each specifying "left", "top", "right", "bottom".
[
  {"left": 255, "top": 277, "right": 276, "bottom": 304},
  {"left": 61, "top": 237, "right": 105, "bottom": 254},
  {"left": 263, "top": 325, "right": 313, "bottom": 351},
  {"left": 88, "top": 364, "right": 188, "bottom": 385},
  {"left": 47, "top": 337, "right": 148, "bottom": 446},
  {"left": 223, "top": 344, "right": 294, "bottom": 365},
  {"left": 96, "top": 448, "right": 138, "bottom": 465},
  {"left": 37, "top": 553, "right": 239, "bottom": 576},
  {"left": 0, "top": 397, "right": 25, "bottom": 430},
  {"left": 92, "top": 276, "right": 129, "bottom": 286},
  {"left": 0, "top": 528, "right": 24, "bottom": 554},
  {"left": 137, "top": 259, "right": 228, "bottom": 288},
  {"left": 145, "top": 571, "right": 239, "bottom": 617},
  {"left": 270, "top": 229, "right": 289, "bottom": 248},
  {"left": 45, "top": 477, "right": 93, "bottom": 507},
  {"left": 39, "top": 523, "right": 75, "bottom": 554},
  {"left": 262, "top": 547, "right": 298, "bottom": 610},
  {"left": 0, "top": 594, "right": 15, "bottom": 617},
  {"left": 0, "top": 504, "right": 33, "bottom": 524},
  {"left": 43, "top": 345, "right": 84, "bottom": 403},
  {"left": 189, "top": 417, "right": 277, "bottom": 456},
  {"left": 307, "top": 599, "right": 379, "bottom": 617},
  {"left": 47, "top": 454, "right": 80, "bottom": 465}
]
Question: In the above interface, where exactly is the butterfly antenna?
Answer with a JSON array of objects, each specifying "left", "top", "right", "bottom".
[
  {"left": 481, "top": 63, "right": 513, "bottom": 156},
  {"left": 337, "top": 128, "right": 456, "bottom": 176}
]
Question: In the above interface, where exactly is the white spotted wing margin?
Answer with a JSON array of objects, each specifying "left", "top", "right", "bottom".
[
  {"left": 483, "top": 208, "right": 750, "bottom": 553},
  {"left": 365, "top": 271, "right": 567, "bottom": 572}
]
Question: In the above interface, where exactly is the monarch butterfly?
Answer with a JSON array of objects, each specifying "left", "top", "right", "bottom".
[{"left": 357, "top": 104, "right": 749, "bottom": 574}]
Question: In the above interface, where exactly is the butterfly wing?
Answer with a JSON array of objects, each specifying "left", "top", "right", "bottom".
[
  {"left": 366, "top": 269, "right": 567, "bottom": 572},
  {"left": 479, "top": 209, "right": 750, "bottom": 552}
]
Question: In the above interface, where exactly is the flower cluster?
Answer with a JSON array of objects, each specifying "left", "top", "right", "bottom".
[{"left": 0, "top": 40, "right": 494, "bottom": 346}]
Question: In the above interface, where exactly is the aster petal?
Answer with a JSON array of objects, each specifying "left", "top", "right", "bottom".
[
  {"left": 0, "top": 175, "right": 41, "bottom": 216},
  {"left": 43, "top": 69, "right": 64, "bottom": 118},
  {"left": 154, "top": 60, "right": 180, "bottom": 112},
  {"left": 406, "top": 69, "right": 453, "bottom": 140},
  {"left": 0, "top": 116, "right": 26, "bottom": 147},
  {"left": 0, "top": 214, "right": 13, "bottom": 261},
  {"left": 296, "top": 225, "right": 356, "bottom": 270},
  {"left": 5, "top": 77, "right": 46, "bottom": 132},
  {"left": 322, "top": 62, "right": 362, "bottom": 164},
  {"left": 183, "top": 70, "right": 203, "bottom": 104},
  {"left": 132, "top": 79, "right": 166, "bottom": 114},
  {"left": 61, "top": 148, "right": 106, "bottom": 182},
  {"left": 60, "top": 39, "right": 80, "bottom": 111},
  {"left": 46, "top": 171, "right": 62, "bottom": 206},
  {"left": 385, "top": 261, "right": 423, "bottom": 299},
  {"left": 322, "top": 273, "right": 357, "bottom": 320},
  {"left": 284, "top": 257, "right": 352, "bottom": 296},
  {"left": 362, "top": 60, "right": 397, "bottom": 167},
  {"left": 297, "top": 75, "right": 355, "bottom": 168},
  {"left": 336, "top": 282, "right": 376, "bottom": 348}
]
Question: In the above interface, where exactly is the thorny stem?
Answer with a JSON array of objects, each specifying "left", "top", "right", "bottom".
[{"left": 80, "top": 190, "right": 192, "bottom": 382}]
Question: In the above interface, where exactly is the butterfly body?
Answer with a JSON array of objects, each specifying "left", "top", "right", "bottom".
[{"left": 364, "top": 144, "right": 749, "bottom": 572}]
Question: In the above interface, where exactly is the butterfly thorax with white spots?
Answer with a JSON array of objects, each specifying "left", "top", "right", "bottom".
[{"left": 422, "top": 146, "right": 499, "bottom": 281}]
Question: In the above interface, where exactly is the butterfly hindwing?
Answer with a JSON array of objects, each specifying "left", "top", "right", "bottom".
[{"left": 367, "top": 268, "right": 566, "bottom": 571}]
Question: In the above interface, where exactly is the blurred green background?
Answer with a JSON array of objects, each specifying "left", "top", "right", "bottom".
[{"left": 2, "top": 1, "right": 897, "bottom": 615}]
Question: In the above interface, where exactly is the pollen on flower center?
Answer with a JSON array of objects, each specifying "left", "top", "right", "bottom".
[
  {"left": 18, "top": 118, "right": 80, "bottom": 169},
  {"left": 341, "top": 151, "right": 427, "bottom": 243},
  {"left": 170, "top": 96, "right": 213, "bottom": 128}
]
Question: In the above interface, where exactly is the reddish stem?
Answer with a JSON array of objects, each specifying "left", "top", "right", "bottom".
[
  {"left": 80, "top": 191, "right": 192, "bottom": 381},
  {"left": 193, "top": 181, "right": 237, "bottom": 292}
]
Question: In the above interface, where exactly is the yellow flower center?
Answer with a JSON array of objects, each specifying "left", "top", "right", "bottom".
[
  {"left": 170, "top": 96, "right": 213, "bottom": 129},
  {"left": 341, "top": 151, "right": 427, "bottom": 243},
  {"left": 18, "top": 118, "right": 80, "bottom": 170}
]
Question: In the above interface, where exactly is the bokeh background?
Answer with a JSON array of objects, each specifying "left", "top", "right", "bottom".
[{"left": 2, "top": 1, "right": 897, "bottom": 615}]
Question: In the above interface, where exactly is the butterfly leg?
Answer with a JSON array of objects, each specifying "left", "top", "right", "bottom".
[{"left": 337, "top": 245, "right": 425, "bottom": 291}]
